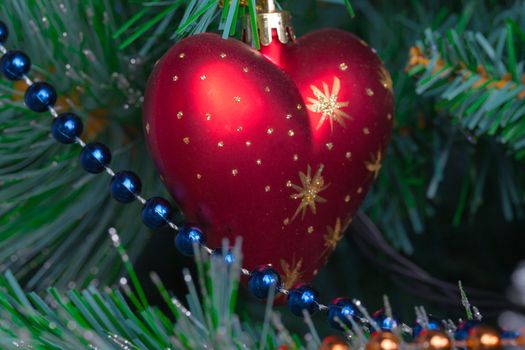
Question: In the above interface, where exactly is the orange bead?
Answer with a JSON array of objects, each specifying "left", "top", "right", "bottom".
[
  {"left": 466, "top": 326, "right": 501, "bottom": 350},
  {"left": 366, "top": 332, "right": 400, "bottom": 350},
  {"left": 416, "top": 330, "right": 451, "bottom": 350},
  {"left": 320, "top": 335, "right": 350, "bottom": 350}
]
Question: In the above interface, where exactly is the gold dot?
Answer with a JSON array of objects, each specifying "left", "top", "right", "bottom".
[
  {"left": 205, "top": 113, "right": 212, "bottom": 121},
  {"left": 200, "top": 75, "right": 206, "bottom": 81},
  {"left": 196, "top": 173, "right": 202, "bottom": 180},
  {"left": 245, "top": 141, "right": 252, "bottom": 147},
  {"left": 179, "top": 52, "right": 186, "bottom": 58},
  {"left": 293, "top": 154, "right": 299, "bottom": 161},
  {"left": 286, "top": 113, "right": 292, "bottom": 120},
  {"left": 286, "top": 180, "right": 292, "bottom": 187},
  {"left": 264, "top": 185, "right": 271, "bottom": 192},
  {"left": 363, "top": 128, "right": 370, "bottom": 135},
  {"left": 283, "top": 218, "right": 290, "bottom": 225},
  {"left": 172, "top": 75, "right": 178, "bottom": 81},
  {"left": 357, "top": 187, "right": 363, "bottom": 194},
  {"left": 307, "top": 226, "right": 314, "bottom": 234},
  {"left": 220, "top": 52, "right": 227, "bottom": 58},
  {"left": 296, "top": 104, "right": 302, "bottom": 110},
  {"left": 236, "top": 126, "right": 243, "bottom": 132},
  {"left": 256, "top": 159, "right": 262, "bottom": 165},
  {"left": 264, "top": 86, "right": 271, "bottom": 92},
  {"left": 177, "top": 111, "right": 183, "bottom": 119},
  {"left": 344, "top": 195, "right": 351, "bottom": 202},
  {"left": 339, "top": 63, "right": 348, "bottom": 71},
  {"left": 242, "top": 67, "right": 249, "bottom": 73},
  {"left": 387, "top": 113, "right": 392, "bottom": 120},
  {"left": 234, "top": 96, "right": 241, "bottom": 103},
  {"left": 326, "top": 142, "right": 334, "bottom": 150},
  {"left": 183, "top": 137, "right": 190, "bottom": 144},
  {"left": 267, "top": 128, "right": 274, "bottom": 135},
  {"left": 366, "top": 88, "right": 374, "bottom": 96},
  {"left": 217, "top": 141, "right": 224, "bottom": 148},
  {"left": 145, "top": 123, "right": 150, "bottom": 134},
  {"left": 288, "top": 130, "right": 295, "bottom": 137},
  {"left": 232, "top": 169, "right": 238, "bottom": 176},
  {"left": 345, "top": 152, "right": 352, "bottom": 159}
]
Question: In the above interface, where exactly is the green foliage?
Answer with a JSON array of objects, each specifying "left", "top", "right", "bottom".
[
  {"left": 0, "top": 0, "right": 160, "bottom": 290},
  {"left": 0, "top": 237, "right": 318, "bottom": 350},
  {"left": 354, "top": 0, "right": 525, "bottom": 252},
  {"left": 408, "top": 8, "right": 525, "bottom": 160}
]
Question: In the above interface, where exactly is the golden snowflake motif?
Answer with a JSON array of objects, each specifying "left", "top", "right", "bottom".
[
  {"left": 365, "top": 150, "right": 383, "bottom": 179},
  {"left": 323, "top": 218, "right": 346, "bottom": 255},
  {"left": 280, "top": 258, "right": 303, "bottom": 289},
  {"left": 306, "top": 77, "right": 351, "bottom": 131},
  {"left": 290, "top": 164, "right": 329, "bottom": 221},
  {"left": 379, "top": 65, "right": 393, "bottom": 94}
]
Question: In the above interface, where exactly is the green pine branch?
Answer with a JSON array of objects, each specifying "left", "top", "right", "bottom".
[
  {"left": 407, "top": 25, "right": 525, "bottom": 160},
  {"left": 357, "top": 0, "right": 525, "bottom": 251},
  {"left": 0, "top": 237, "right": 317, "bottom": 350},
  {"left": 0, "top": 0, "right": 162, "bottom": 290}
]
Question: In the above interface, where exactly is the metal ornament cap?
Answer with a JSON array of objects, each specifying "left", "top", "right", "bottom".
[{"left": 243, "top": 0, "right": 295, "bottom": 46}]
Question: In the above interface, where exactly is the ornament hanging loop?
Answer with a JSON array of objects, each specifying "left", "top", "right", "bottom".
[{"left": 243, "top": 0, "right": 295, "bottom": 46}]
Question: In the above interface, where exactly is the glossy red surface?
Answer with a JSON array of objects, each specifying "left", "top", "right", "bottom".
[{"left": 143, "top": 29, "right": 394, "bottom": 287}]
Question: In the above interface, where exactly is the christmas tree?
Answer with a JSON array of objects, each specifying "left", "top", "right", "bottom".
[{"left": 0, "top": 0, "right": 524, "bottom": 348}]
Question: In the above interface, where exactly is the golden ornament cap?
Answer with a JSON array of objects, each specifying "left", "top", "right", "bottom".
[
  {"left": 366, "top": 332, "right": 400, "bottom": 350},
  {"left": 243, "top": 0, "right": 295, "bottom": 46},
  {"left": 416, "top": 330, "right": 452, "bottom": 350},
  {"left": 466, "top": 326, "right": 501, "bottom": 350}
]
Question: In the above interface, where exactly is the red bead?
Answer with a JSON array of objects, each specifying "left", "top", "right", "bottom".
[{"left": 144, "top": 29, "right": 393, "bottom": 284}]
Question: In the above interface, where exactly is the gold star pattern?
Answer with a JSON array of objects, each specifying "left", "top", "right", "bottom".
[
  {"left": 365, "top": 149, "right": 383, "bottom": 179},
  {"left": 290, "top": 164, "right": 329, "bottom": 221},
  {"left": 323, "top": 218, "right": 344, "bottom": 254},
  {"left": 306, "top": 77, "right": 351, "bottom": 131},
  {"left": 379, "top": 65, "right": 393, "bottom": 94},
  {"left": 280, "top": 258, "right": 303, "bottom": 289}
]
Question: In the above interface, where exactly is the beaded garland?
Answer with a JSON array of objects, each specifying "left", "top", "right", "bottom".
[{"left": 1, "top": 20, "right": 523, "bottom": 348}]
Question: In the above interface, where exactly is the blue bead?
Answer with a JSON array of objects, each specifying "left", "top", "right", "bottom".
[
  {"left": 79, "top": 142, "right": 112, "bottom": 173},
  {"left": 288, "top": 283, "right": 319, "bottom": 316},
  {"left": 501, "top": 330, "right": 521, "bottom": 340},
  {"left": 111, "top": 171, "right": 142, "bottom": 203},
  {"left": 212, "top": 248, "right": 235, "bottom": 265},
  {"left": 141, "top": 197, "right": 172, "bottom": 229},
  {"left": 328, "top": 297, "right": 362, "bottom": 331},
  {"left": 372, "top": 309, "right": 399, "bottom": 331},
  {"left": 454, "top": 320, "right": 480, "bottom": 341},
  {"left": 175, "top": 226, "right": 206, "bottom": 256},
  {"left": 51, "top": 113, "right": 83, "bottom": 144},
  {"left": 1, "top": 50, "right": 31, "bottom": 80},
  {"left": 248, "top": 266, "right": 281, "bottom": 299},
  {"left": 24, "top": 82, "right": 57, "bottom": 112},
  {"left": 0, "top": 22, "right": 8, "bottom": 43},
  {"left": 413, "top": 316, "right": 442, "bottom": 338}
]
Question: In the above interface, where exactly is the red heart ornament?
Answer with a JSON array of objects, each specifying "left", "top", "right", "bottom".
[{"left": 144, "top": 29, "right": 393, "bottom": 288}]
